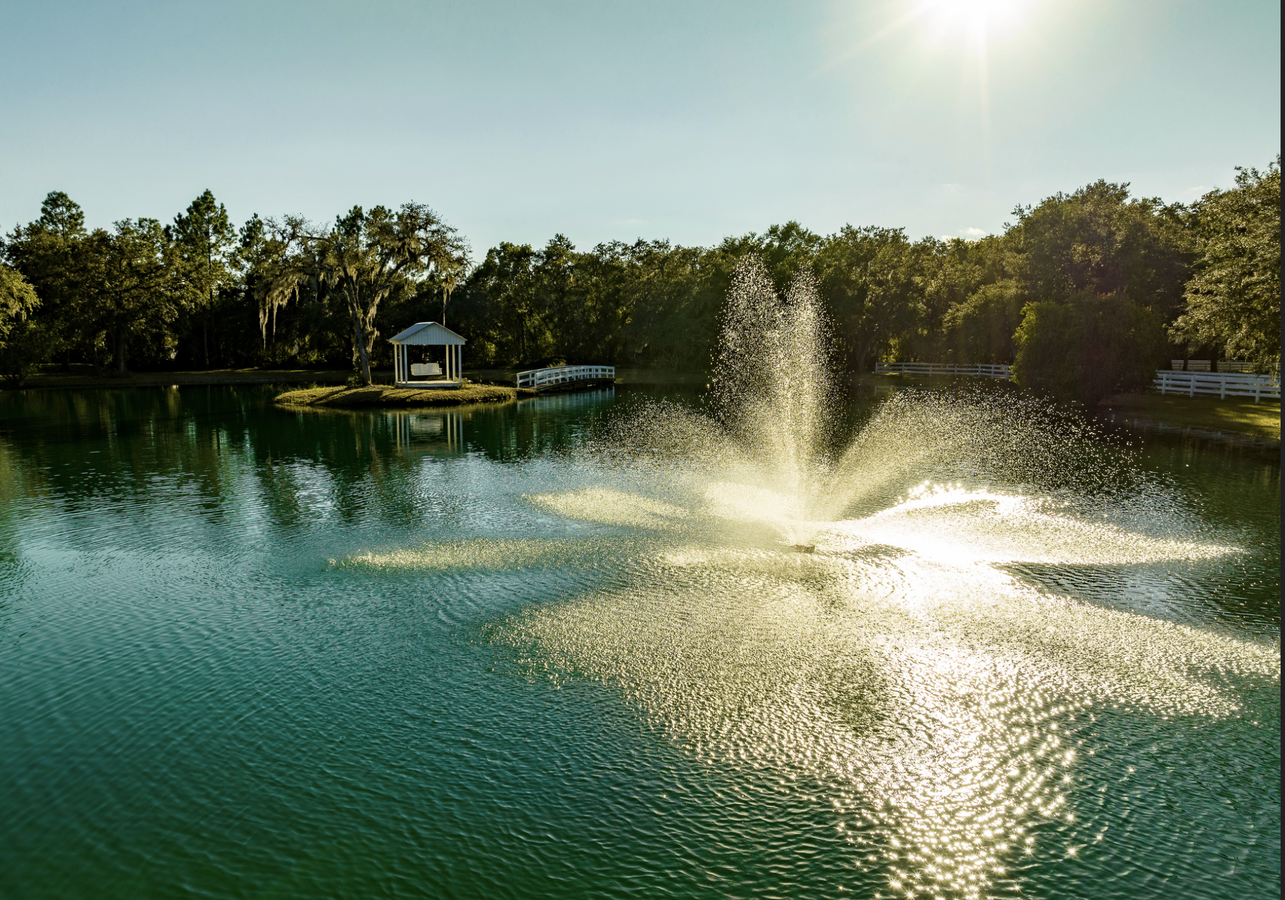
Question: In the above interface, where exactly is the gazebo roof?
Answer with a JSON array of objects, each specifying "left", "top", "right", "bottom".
[{"left": 388, "top": 322, "right": 466, "bottom": 346}]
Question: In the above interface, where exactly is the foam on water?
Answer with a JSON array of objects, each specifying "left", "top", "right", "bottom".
[
  {"left": 525, "top": 487, "right": 691, "bottom": 530},
  {"left": 338, "top": 538, "right": 596, "bottom": 571}
]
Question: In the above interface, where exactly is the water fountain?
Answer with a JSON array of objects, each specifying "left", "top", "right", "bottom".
[{"left": 348, "top": 257, "right": 1279, "bottom": 898}]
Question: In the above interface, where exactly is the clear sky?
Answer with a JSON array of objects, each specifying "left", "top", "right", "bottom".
[{"left": 1, "top": 0, "right": 1278, "bottom": 256}]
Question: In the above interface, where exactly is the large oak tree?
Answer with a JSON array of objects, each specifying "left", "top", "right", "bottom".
[{"left": 1171, "top": 158, "right": 1281, "bottom": 372}]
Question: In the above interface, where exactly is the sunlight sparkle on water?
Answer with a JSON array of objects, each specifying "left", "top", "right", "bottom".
[{"left": 346, "top": 258, "right": 1277, "bottom": 898}]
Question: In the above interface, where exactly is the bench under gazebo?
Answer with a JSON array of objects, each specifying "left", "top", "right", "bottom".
[{"left": 389, "top": 322, "right": 466, "bottom": 388}]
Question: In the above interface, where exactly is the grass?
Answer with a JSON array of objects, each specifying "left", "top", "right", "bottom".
[
  {"left": 1097, "top": 392, "right": 1280, "bottom": 441},
  {"left": 275, "top": 383, "right": 533, "bottom": 409},
  {"left": 860, "top": 374, "right": 1279, "bottom": 441}
]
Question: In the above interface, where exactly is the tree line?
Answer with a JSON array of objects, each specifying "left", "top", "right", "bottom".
[{"left": 1, "top": 156, "right": 1278, "bottom": 403}]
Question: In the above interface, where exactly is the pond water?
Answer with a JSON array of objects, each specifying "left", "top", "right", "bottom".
[{"left": 0, "top": 385, "right": 1278, "bottom": 900}]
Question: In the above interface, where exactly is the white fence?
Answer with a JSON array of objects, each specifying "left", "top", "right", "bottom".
[
  {"left": 516, "top": 365, "right": 615, "bottom": 391},
  {"left": 876, "top": 362, "right": 1012, "bottom": 379},
  {"left": 878, "top": 361, "right": 1279, "bottom": 402},
  {"left": 1154, "top": 370, "right": 1279, "bottom": 402},
  {"left": 1170, "top": 360, "right": 1257, "bottom": 373}
]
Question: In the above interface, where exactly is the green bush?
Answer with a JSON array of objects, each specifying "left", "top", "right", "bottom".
[{"left": 1012, "top": 292, "right": 1167, "bottom": 405}]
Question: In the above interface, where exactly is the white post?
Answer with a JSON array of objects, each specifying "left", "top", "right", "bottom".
[{"left": 458, "top": 345, "right": 464, "bottom": 384}]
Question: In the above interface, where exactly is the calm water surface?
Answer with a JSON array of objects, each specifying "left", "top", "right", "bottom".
[{"left": 0, "top": 386, "right": 1278, "bottom": 899}]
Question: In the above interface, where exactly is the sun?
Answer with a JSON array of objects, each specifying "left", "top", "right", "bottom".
[{"left": 918, "top": 0, "right": 1032, "bottom": 50}]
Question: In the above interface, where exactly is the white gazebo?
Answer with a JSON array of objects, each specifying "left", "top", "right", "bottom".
[{"left": 389, "top": 322, "right": 467, "bottom": 388}]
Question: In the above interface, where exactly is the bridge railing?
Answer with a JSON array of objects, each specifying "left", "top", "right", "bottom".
[
  {"left": 516, "top": 365, "right": 616, "bottom": 391},
  {"left": 1154, "top": 370, "right": 1279, "bottom": 402},
  {"left": 876, "top": 362, "right": 1013, "bottom": 379}
]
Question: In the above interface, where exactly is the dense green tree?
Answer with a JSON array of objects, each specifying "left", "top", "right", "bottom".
[
  {"left": 617, "top": 240, "right": 726, "bottom": 369},
  {"left": 256, "top": 204, "right": 467, "bottom": 384},
  {"left": 427, "top": 230, "right": 472, "bottom": 329},
  {"left": 0, "top": 264, "right": 40, "bottom": 343},
  {"left": 92, "top": 219, "right": 177, "bottom": 372},
  {"left": 239, "top": 214, "right": 343, "bottom": 366},
  {"left": 450, "top": 236, "right": 730, "bottom": 370},
  {"left": 1009, "top": 180, "right": 1190, "bottom": 317},
  {"left": 0, "top": 317, "right": 57, "bottom": 387},
  {"left": 1170, "top": 157, "right": 1281, "bottom": 372},
  {"left": 941, "top": 280, "right": 1026, "bottom": 365},
  {"left": 1012, "top": 292, "right": 1167, "bottom": 404},
  {"left": 171, "top": 190, "right": 235, "bottom": 366},
  {"left": 453, "top": 241, "right": 540, "bottom": 364},
  {"left": 914, "top": 236, "right": 1016, "bottom": 362},
  {"left": 719, "top": 221, "right": 822, "bottom": 295},
  {"left": 3, "top": 192, "right": 89, "bottom": 364},
  {"left": 0, "top": 265, "right": 49, "bottom": 386},
  {"left": 1, "top": 166, "right": 1267, "bottom": 391},
  {"left": 530, "top": 234, "right": 578, "bottom": 362},
  {"left": 814, "top": 225, "right": 922, "bottom": 374}
]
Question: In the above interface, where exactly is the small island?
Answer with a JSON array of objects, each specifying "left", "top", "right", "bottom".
[{"left": 275, "top": 382, "right": 533, "bottom": 409}]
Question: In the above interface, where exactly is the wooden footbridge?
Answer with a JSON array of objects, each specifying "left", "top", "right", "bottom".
[{"left": 516, "top": 365, "right": 616, "bottom": 393}]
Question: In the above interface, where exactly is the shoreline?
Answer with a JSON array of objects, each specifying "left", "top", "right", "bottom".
[
  {"left": 8, "top": 367, "right": 358, "bottom": 390},
  {"left": 1096, "top": 392, "right": 1280, "bottom": 444},
  {"left": 6, "top": 368, "right": 1278, "bottom": 445}
]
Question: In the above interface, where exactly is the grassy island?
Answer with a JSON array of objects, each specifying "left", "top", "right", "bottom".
[{"left": 274, "top": 383, "right": 534, "bottom": 409}]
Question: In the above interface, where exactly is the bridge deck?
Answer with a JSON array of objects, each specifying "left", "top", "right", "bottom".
[{"left": 516, "top": 365, "right": 616, "bottom": 392}]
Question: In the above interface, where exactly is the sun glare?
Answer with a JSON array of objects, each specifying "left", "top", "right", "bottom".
[{"left": 919, "top": 0, "right": 1031, "bottom": 49}]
